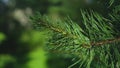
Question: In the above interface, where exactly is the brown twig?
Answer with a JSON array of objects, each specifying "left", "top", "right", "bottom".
[{"left": 91, "top": 37, "right": 120, "bottom": 46}]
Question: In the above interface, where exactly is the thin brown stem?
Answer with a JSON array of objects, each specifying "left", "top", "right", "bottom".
[{"left": 91, "top": 37, "right": 120, "bottom": 46}]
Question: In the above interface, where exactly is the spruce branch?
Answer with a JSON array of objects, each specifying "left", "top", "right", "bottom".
[
  {"left": 29, "top": 0, "right": 120, "bottom": 68},
  {"left": 31, "top": 5, "right": 120, "bottom": 67},
  {"left": 36, "top": 17, "right": 120, "bottom": 48},
  {"left": 31, "top": 11, "right": 120, "bottom": 48}
]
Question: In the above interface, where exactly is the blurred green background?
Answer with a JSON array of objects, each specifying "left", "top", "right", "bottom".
[{"left": 0, "top": 0, "right": 117, "bottom": 68}]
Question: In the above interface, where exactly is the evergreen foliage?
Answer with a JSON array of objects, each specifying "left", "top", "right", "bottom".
[{"left": 31, "top": 0, "right": 120, "bottom": 68}]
